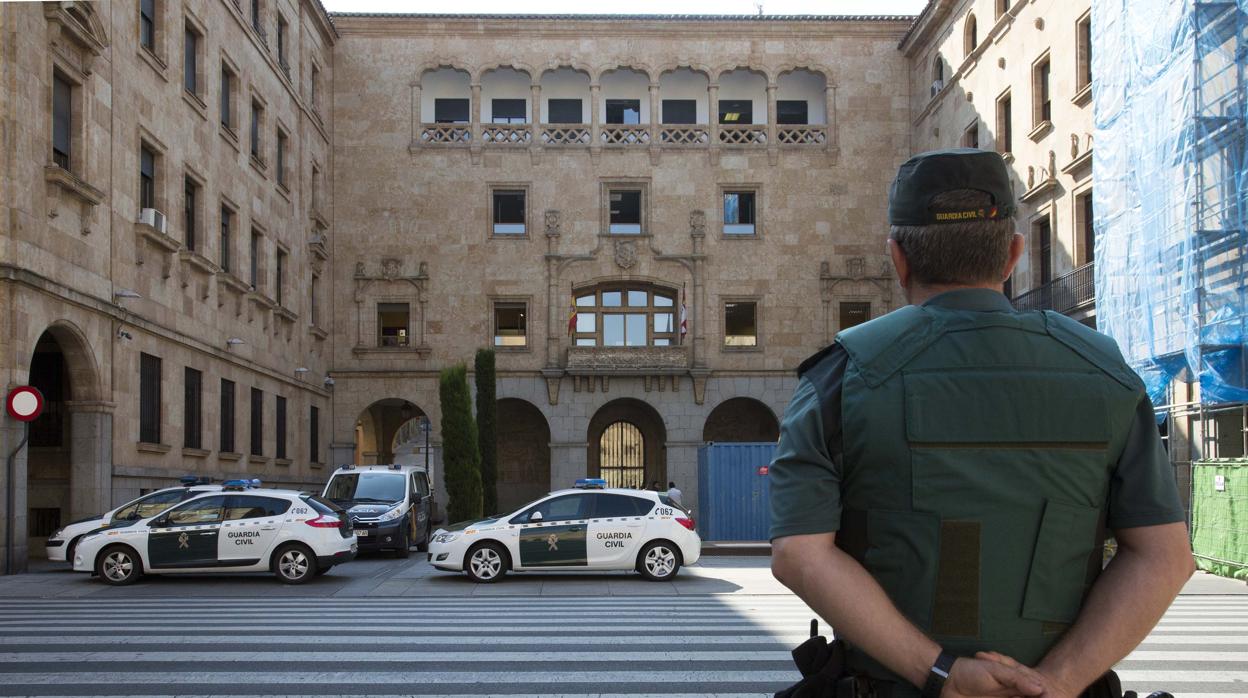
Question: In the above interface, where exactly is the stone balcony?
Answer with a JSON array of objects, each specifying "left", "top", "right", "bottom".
[{"left": 564, "top": 345, "right": 689, "bottom": 375}]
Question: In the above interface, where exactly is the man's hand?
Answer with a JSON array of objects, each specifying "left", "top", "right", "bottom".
[
  {"left": 973, "top": 651, "right": 1076, "bottom": 698},
  {"left": 944, "top": 655, "right": 1045, "bottom": 698}
]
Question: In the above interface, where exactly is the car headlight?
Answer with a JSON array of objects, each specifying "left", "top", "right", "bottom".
[
  {"left": 378, "top": 505, "right": 405, "bottom": 522},
  {"left": 49, "top": 529, "right": 64, "bottom": 541},
  {"left": 432, "top": 532, "right": 458, "bottom": 544}
]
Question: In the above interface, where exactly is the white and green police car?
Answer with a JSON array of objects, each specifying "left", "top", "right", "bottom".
[
  {"left": 428, "top": 479, "right": 700, "bottom": 583},
  {"left": 46, "top": 476, "right": 222, "bottom": 564},
  {"left": 72, "top": 480, "right": 357, "bottom": 585}
]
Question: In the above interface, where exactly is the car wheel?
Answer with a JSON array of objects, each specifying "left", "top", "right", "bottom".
[
  {"left": 273, "top": 544, "right": 318, "bottom": 584},
  {"left": 96, "top": 545, "right": 143, "bottom": 586},
  {"left": 464, "top": 542, "right": 508, "bottom": 583},
  {"left": 637, "top": 540, "right": 682, "bottom": 582},
  {"left": 395, "top": 523, "right": 411, "bottom": 558}
]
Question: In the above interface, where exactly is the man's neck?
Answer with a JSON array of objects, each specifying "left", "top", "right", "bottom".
[{"left": 904, "top": 282, "right": 1005, "bottom": 306}]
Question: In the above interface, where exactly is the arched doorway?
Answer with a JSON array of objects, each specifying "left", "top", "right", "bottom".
[
  {"left": 702, "top": 397, "right": 780, "bottom": 443},
  {"left": 496, "top": 399, "right": 551, "bottom": 512},
  {"left": 588, "top": 399, "right": 666, "bottom": 490},
  {"left": 354, "top": 399, "right": 428, "bottom": 466},
  {"left": 23, "top": 324, "right": 107, "bottom": 564}
]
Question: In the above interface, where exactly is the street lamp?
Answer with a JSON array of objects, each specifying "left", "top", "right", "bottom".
[{"left": 419, "top": 415, "right": 431, "bottom": 473}]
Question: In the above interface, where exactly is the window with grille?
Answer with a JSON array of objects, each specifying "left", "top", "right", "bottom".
[
  {"left": 52, "top": 73, "right": 72, "bottom": 170},
  {"left": 220, "top": 379, "right": 235, "bottom": 453},
  {"left": 139, "top": 145, "right": 156, "bottom": 211},
  {"left": 310, "top": 405, "right": 320, "bottom": 463},
  {"left": 572, "top": 286, "right": 677, "bottom": 347},
  {"left": 250, "top": 387, "right": 263, "bottom": 456},
  {"left": 184, "top": 367, "right": 202, "bottom": 450},
  {"left": 275, "top": 395, "right": 287, "bottom": 460},
  {"left": 599, "top": 421, "right": 645, "bottom": 489},
  {"left": 140, "top": 353, "right": 162, "bottom": 444},
  {"left": 839, "top": 302, "right": 871, "bottom": 331}
]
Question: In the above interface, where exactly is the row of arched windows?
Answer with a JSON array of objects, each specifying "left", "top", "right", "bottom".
[{"left": 930, "top": 0, "right": 1014, "bottom": 98}]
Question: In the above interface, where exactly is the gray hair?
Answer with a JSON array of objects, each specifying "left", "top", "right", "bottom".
[{"left": 888, "top": 189, "right": 1015, "bottom": 286}]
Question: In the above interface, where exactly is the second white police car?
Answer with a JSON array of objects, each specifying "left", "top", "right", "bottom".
[
  {"left": 428, "top": 479, "right": 700, "bottom": 583},
  {"left": 72, "top": 480, "right": 357, "bottom": 585}
]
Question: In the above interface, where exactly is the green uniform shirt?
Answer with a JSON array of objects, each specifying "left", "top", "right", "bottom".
[{"left": 770, "top": 289, "right": 1186, "bottom": 541}]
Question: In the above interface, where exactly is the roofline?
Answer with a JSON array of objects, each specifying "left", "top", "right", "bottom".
[
  {"left": 328, "top": 12, "right": 915, "bottom": 23},
  {"left": 898, "top": 0, "right": 950, "bottom": 54},
  {"left": 305, "top": 0, "right": 341, "bottom": 41}
]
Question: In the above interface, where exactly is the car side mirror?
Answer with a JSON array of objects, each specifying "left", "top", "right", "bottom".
[
  {"left": 529, "top": 511, "right": 543, "bottom": 523},
  {"left": 149, "top": 516, "right": 166, "bottom": 527}
]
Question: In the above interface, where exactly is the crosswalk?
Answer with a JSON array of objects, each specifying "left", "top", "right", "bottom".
[{"left": 0, "top": 594, "right": 1241, "bottom": 696}]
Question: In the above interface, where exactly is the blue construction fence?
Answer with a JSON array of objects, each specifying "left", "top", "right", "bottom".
[{"left": 697, "top": 442, "right": 776, "bottom": 542}]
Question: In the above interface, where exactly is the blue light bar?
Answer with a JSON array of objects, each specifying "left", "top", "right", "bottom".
[
  {"left": 222, "top": 479, "right": 249, "bottom": 490},
  {"left": 574, "top": 478, "right": 608, "bottom": 489}
]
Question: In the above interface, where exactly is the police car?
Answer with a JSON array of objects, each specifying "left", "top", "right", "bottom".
[
  {"left": 45, "top": 476, "right": 221, "bottom": 564},
  {"left": 72, "top": 480, "right": 357, "bottom": 585},
  {"left": 323, "top": 464, "right": 434, "bottom": 556},
  {"left": 427, "top": 479, "right": 700, "bottom": 583}
]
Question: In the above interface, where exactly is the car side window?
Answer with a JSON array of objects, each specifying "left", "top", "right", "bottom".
[
  {"left": 115, "top": 490, "right": 187, "bottom": 521},
  {"left": 224, "top": 495, "right": 290, "bottom": 520},
  {"left": 594, "top": 494, "right": 646, "bottom": 518},
  {"left": 522, "top": 494, "right": 590, "bottom": 523},
  {"left": 164, "top": 495, "right": 226, "bottom": 526},
  {"left": 413, "top": 473, "right": 430, "bottom": 497},
  {"left": 634, "top": 498, "right": 655, "bottom": 515}
]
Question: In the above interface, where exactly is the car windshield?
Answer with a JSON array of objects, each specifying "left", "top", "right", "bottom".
[{"left": 324, "top": 472, "right": 406, "bottom": 504}]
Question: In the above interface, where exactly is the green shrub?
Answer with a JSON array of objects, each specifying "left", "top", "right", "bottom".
[
  {"left": 439, "top": 363, "right": 482, "bottom": 522},
  {"left": 474, "top": 348, "right": 498, "bottom": 515}
]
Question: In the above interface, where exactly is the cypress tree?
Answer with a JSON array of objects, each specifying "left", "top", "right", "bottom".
[
  {"left": 474, "top": 348, "right": 498, "bottom": 515},
  {"left": 439, "top": 363, "right": 482, "bottom": 522}
]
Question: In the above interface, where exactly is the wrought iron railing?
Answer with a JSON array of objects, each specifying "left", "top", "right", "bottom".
[{"left": 1011, "top": 262, "right": 1096, "bottom": 314}]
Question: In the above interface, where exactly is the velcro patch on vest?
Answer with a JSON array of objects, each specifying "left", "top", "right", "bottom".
[{"left": 932, "top": 520, "right": 981, "bottom": 638}]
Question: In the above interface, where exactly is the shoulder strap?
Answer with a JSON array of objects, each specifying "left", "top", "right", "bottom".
[
  {"left": 1042, "top": 311, "right": 1144, "bottom": 391},
  {"left": 835, "top": 305, "right": 941, "bottom": 387}
]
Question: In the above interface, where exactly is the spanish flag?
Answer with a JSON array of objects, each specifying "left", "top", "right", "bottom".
[{"left": 567, "top": 300, "right": 577, "bottom": 337}]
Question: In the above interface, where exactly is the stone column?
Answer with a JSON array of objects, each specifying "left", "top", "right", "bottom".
[
  {"left": 664, "top": 441, "right": 702, "bottom": 518},
  {"left": 691, "top": 220, "right": 707, "bottom": 369},
  {"left": 766, "top": 82, "right": 778, "bottom": 148},
  {"left": 409, "top": 80, "right": 422, "bottom": 151},
  {"left": 825, "top": 83, "right": 837, "bottom": 153},
  {"left": 66, "top": 402, "right": 112, "bottom": 518},
  {"left": 530, "top": 82, "right": 542, "bottom": 145},
  {"left": 329, "top": 440, "right": 354, "bottom": 469},
  {"left": 550, "top": 441, "right": 589, "bottom": 490},
  {"left": 469, "top": 82, "right": 482, "bottom": 161},
  {"left": 590, "top": 82, "right": 602, "bottom": 155},
  {"left": 707, "top": 83, "right": 720, "bottom": 163},
  {"left": 648, "top": 82, "right": 660, "bottom": 143}
]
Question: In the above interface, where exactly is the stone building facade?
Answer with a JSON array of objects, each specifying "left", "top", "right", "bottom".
[
  {"left": 1, "top": 3, "right": 918, "bottom": 570},
  {"left": 901, "top": 0, "right": 1096, "bottom": 325}
]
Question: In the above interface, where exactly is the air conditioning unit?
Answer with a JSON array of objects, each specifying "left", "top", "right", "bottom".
[
  {"left": 139, "top": 207, "right": 167, "bottom": 234},
  {"left": 930, "top": 80, "right": 945, "bottom": 98}
]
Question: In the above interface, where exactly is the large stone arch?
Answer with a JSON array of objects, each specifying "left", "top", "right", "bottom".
[
  {"left": 353, "top": 398, "right": 430, "bottom": 466},
  {"left": 702, "top": 397, "right": 780, "bottom": 443},
  {"left": 587, "top": 398, "right": 667, "bottom": 490},
  {"left": 496, "top": 398, "right": 551, "bottom": 512}
]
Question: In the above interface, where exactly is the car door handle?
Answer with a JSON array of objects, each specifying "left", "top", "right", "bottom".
[
  {"left": 260, "top": 524, "right": 277, "bottom": 530},
  {"left": 567, "top": 527, "right": 582, "bottom": 532}
]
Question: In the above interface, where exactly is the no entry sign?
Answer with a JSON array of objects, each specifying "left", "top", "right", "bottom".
[{"left": 5, "top": 386, "right": 44, "bottom": 422}]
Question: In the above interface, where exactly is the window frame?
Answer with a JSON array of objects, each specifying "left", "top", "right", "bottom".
[
  {"left": 138, "top": 135, "right": 164, "bottom": 213},
  {"left": 722, "top": 297, "right": 761, "bottom": 351},
  {"left": 1031, "top": 51, "right": 1053, "bottom": 133},
  {"left": 1030, "top": 205, "right": 1055, "bottom": 288},
  {"left": 1073, "top": 185, "right": 1095, "bottom": 268},
  {"left": 995, "top": 89, "right": 1013, "bottom": 156},
  {"left": 776, "top": 100, "right": 808, "bottom": 125},
  {"left": 718, "top": 99, "right": 753, "bottom": 125},
  {"left": 547, "top": 98, "right": 583, "bottom": 124},
  {"left": 719, "top": 184, "right": 762, "bottom": 238},
  {"left": 249, "top": 387, "right": 264, "bottom": 457},
  {"left": 433, "top": 98, "right": 470, "bottom": 124},
  {"left": 220, "top": 378, "right": 236, "bottom": 453},
  {"left": 219, "top": 198, "right": 237, "bottom": 273},
  {"left": 661, "top": 99, "right": 697, "bottom": 125},
  {"left": 275, "top": 395, "right": 287, "bottom": 461},
  {"left": 139, "top": 352, "right": 163, "bottom": 445},
  {"left": 274, "top": 245, "right": 287, "bottom": 307},
  {"left": 601, "top": 179, "right": 649, "bottom": 236},
  {"left": 489, "top": 184, "right": 529, "bottom": 237},
  {"left": 309, "top": 404, "right": 321, "bottom": 465},
  {"left": 1074, "top": 11, "right": 1093, "bottom": 103},
  {"left": 377, "top": 302, "right": 412, "bottom": 348},
  {"left": 249, "top": 226, "right": 264, "bottom": 291},
  {"left": 275, "top": 125, "right": 289, "bottom": 191},
  {"left": 570, "top": 285, "right": 678, "bottom": 348},
  {"left": 961, "top": 119, "right": 980, "bottom": 149},
  {"left": 249, "top": 93, "right": 267, "bottom": 167},
  {"left": 183, "top": 170, "right": 204, "bottom": 253},
  {"left": 605, "top": 98, "right": 642, "bottom": 125},
  {"left": 183, "top": 366, "right": 203, "bottom": 450},
  {"left": 51, "top": 69, "right": 77, "bottom": 171},
  {"left": 838, "top": 301, "right": 872, "bottom": 331},
  {"left": 139, "top": 0, "right": 157, "bottom": 53},
  {"left": 491, "top": 297, "right": 530, "bottom": 350},
  {"left": 182, "top": 17, "right": 204, "bottom": 103},
  {"left": 491, "top": 98, "right": 527, "bottom": 124}
]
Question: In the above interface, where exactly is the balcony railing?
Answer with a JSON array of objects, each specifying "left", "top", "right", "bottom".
[
  {"left": 1012, "top": 262, "right": 1096, "bottom": 314},
  {"left": 481, "top": 124, "right": 531, "bottom": 145},
  {"left": 565, "top": 345, "right": 688, "bottom": 373},
  {"left": 659, "top": 126, "right": 710, "bottom": 145},
  {"left": 777, "top": 125, "right": 828, "bottom": 146},
  {"left": 420, "top": 123, "right": 471, "bottom": 145},
  {"left": 540, "top": 124, "right": 592, "bottom": 146},
  {"left": 718, "top": 124, "right": 767, "bottom": 145},
  {"left": 600, "top": 124, "right": 651, "bottom": 146}
]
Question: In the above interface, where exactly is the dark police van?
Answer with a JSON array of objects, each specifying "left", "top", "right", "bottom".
[{"left": 323, "top": 464, "right": 433, "bottom": 556}]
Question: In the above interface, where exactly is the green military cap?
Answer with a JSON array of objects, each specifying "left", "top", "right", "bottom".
[{"left": 888, "top": 147, "right": 1017, "bottom": 226}]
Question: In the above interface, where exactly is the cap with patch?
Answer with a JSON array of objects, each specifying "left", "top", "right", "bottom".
[{"left": 888, "top": 148, "right": 1017, "bottom": 226}]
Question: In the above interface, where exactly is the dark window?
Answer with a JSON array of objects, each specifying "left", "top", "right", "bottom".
[
  {"left": 250, "top": 387, "right": 263, "bottom": 456},
  {"left": 662, "top": 99, "right": 696, "bottom": 125},
  {"left": 1078, "top": 15, "right": 1092, "bottom": 90},
  {"left": 839, "top": 302, "right": 870, "bottom": 330},
  {"left": 29, "top": 350, "right": 65, "bottom": 448},
  {"left": 494, "top": 302, "right": 527, "bottom": 347},
  {"left": 220, "top": 206, "right": 232, "bottom": 272},
  {"left": 183, "top": 367, "right": 202, "bottom": 449},
  {"left": 183, "top": 27, "right": 198, "bottom": 95},
  {"left": 547, "top": 98, "right": 582, "bottom": 124},
  {"left": 593, "top": 493, "right": 648, "bottom": 518},
  {"left": 719, "top": 99, "right": 752, "bottom": 124},
  {"left": 277, "top": 15, "right": 287, "bottom": 65},
  {"left": 725, "top": 301, "right": 758, "bottom": 347},
  {"left": 250, "top": 101, "right": 261, "bottom": 158},
  {"left": 1035, "top": 57, "right": 1052, "bottom": 125},
  {"left": 434, "top": 98, "right": 469, "bottom": 124},
  {"left": 184, "top": 177, "right": 198, "bottom": 250},
  {"left": 492, "top": 190, "right": 525, "bottom": 234},
  {"left": 309, "top": 405, "right": 320, "bottom": 463},
  {"left": 609, "top": 190, "right": 641, "bottom": 233},
  {"left": 311, "top": 65, "right": 320, "bottom": 109},
  {"left": 275, "top": 249, "right": 285, "bottom": 306},
  {"left": 723, "top": 192, "right": 756, "bottom": 234},
  {"left": 997, "top": 93, "right": 1012, "bottom": 154},
  {"left": 139, "top": 146, "right": 156, "bottom": 210},
  {"left": 249, "top": 230, "right": 260, "bottom": 289},
  {"left": 276, "top": 131, "right": 287, "bottom": 188},
  {"left": 776, "top": 100, "right": 808, "bottom": 125},
  {"left": 220, "top": 65, "right": 233, "bottom": 129},
  {"left": 29, "top": 508, "right": 61, "bottom": 538},
  {"left": 311, "top": 275, "right": 319, "bottom": 326},
  {"left": 598, "top": 421, "right": 645, "bottom": 488},
  {"left": 139, "top": 0, "right": 155, "bottom": 50},
  {"left": 275, "top": 395, "right": 286, "bottom": 460},
  {"left": 166, "top": 496, "right": 225, "bottom": 525},
  {"left": 220, "top": 379, "right": 235, "bottom": 452},
  {"left": 378, "top": 303, "right": 410, "bottom": 347},
  {"left": 1036, "top": 217, "right": 1053, "bottom": 284},
  {"left": 606, "top": 99, "right": 641, "bottom": 125},
  {"left": 52, "top": 73, "right": 72, "bottom": 169},
  {"left": 492, "top": 98, "right": 526, "bottom": 123},
  {"left": 140, "top": 353, "right": 162, "bottom": 444},
  {"left": 963, "top": 122, "right": 979, "bottom": 149},
  {"left": 1079, "top": 191, "right": 1095, "bottom": 265},
  {"left": 250, "top": 0, "right": 262, "bottom": 32},
  {"left": 518, "top": 493, "right": 591, "bottom": 523},
  {"left": 225, "top": 495, "right": 291, "bottom": 520}
]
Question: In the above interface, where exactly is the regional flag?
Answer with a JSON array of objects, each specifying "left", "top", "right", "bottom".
[
  {"left": 679, "top": 287, "right": 688, "bottom": 343},
  {"left": 567, "top": 300, "right": 577, "bottom": 337}
]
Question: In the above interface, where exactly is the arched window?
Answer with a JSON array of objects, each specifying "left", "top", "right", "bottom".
[
  {"left": 965, "top": 14, "right": 979, "bottom": 56},
  {"left": 599, "top": 421, "right": 645, "bottom": 489},
  {"left": 930, "top": 55, "right": 945, "bottom": 98},
  {"left": 572, "top": 285, "right": 678, "bottom": 347},
  {"left": 995, "top": 0, "right": 1010, "bottom": 19}
]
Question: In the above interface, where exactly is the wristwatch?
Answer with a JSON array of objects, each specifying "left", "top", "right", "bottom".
[{"left": 920, "top": 650, "right": 958, "bottom": 698}]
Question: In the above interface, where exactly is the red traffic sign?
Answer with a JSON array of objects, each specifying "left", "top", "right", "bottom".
[
  {"left": 757, "top": 465, "right": 769, "bottom": 476},
  {"left": 6, "top": 386, "right": 44, "bottom": 422}
]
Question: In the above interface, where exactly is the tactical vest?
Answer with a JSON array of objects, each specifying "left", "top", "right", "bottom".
[{"left": 833, "top": 301, "right": 1144, "bottom": 686}]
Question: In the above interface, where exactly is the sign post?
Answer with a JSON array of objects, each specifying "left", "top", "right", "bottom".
[{"left": 5, "top": 386, "right": 44, "bottom": 575}]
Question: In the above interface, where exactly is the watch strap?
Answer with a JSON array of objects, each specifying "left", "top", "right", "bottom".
[{"left": 920, "top": 650, "right": 957, "bottom": 698}]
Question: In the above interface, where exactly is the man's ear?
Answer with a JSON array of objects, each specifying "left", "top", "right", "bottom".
[
  {"left": 887, "top": 238, "right": 910, "bottom": 289},
  {"left": 1003, "top": 232, "right": 1025, "bottom": 282}
]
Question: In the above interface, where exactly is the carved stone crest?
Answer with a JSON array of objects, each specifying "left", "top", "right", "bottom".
[
  {"left": 381, "top": 258, "right": 402, "bottom": 280},
  {"left": 846, "top": 257, "right": 866, "bottom": 280},
  {"left": 545, "top": 209, "right": 561, "bottom": 236},
  {"left": 614, "top": 240, "right": 638, "bottom": 270},
  {"left": 354, "top": 261, "right": 366, "bottom": 278},
  {"left": 689, "top": 210, "right": 706, "bottom": 237}
]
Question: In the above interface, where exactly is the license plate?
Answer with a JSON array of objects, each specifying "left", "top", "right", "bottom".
[{"left": 354, "top": 529, "right": 369, "bottom": 537}]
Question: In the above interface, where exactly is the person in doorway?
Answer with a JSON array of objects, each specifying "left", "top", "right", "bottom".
[
  {"left": 768, "top": 148, "right": 1193, "bottom": 698},
  {"left": 666, "top": 481, "right": 683, "bottom": 506},
  {"left": 648, "top": 480, "right": 661, "bottom": 492}
]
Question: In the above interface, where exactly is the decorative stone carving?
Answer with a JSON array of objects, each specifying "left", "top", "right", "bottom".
[
  {"left": 846, "top": 256, "right": 866, "bottom": 280},
  {"left": 1048, "top": 150, "right": 1057, "bottom": 178},
  {"left": 613, "top": 240, "right": 638, "bottom": 270},
  {"left": 689, "top": 209, "right": 706, "bottom": 237},
  {"left": 998, "top": 57, "right": 1006, "bottom": 69},
  {"left": 1071, "top": 133, "right": 1081, "bottom": 159},
  {"left": 1027, "top": 166, "right": 1036, "bottom": 189},
  {"left": 354, "top": 260, "right": 366, "bottom": 278},
  {"left": 381, "top": 257, "right": 402, "bottom": 280},
  {"left": 544, "top": 209, "right": 561, "bottom": 236},
  {"left": 565, "top": 345, "right": 687, "bottom": 371}
]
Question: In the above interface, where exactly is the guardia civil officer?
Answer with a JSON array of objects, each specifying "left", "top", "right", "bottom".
[{"left": 769, "top": 148, "right": 1194, "bottom": 698}]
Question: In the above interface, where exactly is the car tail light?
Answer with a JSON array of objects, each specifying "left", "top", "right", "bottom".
[
  {"left": 305, "top": 514, "right": 342, "bottom": 528},
  {"left": 676, "top": 517, "right": 695, "bottom": 531}
]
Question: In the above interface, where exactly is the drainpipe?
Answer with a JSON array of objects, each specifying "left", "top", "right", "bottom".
[{"left": 4, "top": 423, "right": 29, "bottom": 575}]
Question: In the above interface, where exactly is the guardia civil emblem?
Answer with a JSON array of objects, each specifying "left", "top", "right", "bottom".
[
  {"left": 546, "top": 533, "right": 559, "bottom": 551},
  {"left": 177, "top": 532, "right": 189, "bottom": 549}
]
